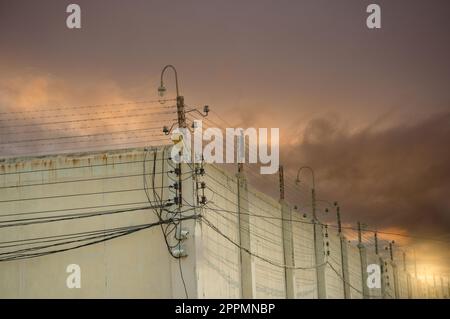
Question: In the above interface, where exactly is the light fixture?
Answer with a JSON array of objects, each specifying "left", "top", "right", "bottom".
[
  {"left": 171, "top": 246, "right": 187, "bottom": 258},
  {"left": 158, "top": 85, "right": 166, "bottom": 104}
]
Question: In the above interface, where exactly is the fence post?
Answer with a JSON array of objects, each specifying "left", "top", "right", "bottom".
[
  {"left": 389, "top": 242, "right": 400, "bottom": 299},
  {"left": 357, "top": 222, "right": 369, "bottom": 299},
  {"left": 375, "top": 232, "right": 386, "bottom": 299},
  {"left": 340, "top": 236, "right": 351, "bottom": 298},
  {"left": 314, "top": 222, "right": 327, "bottom": 298},
  {"left": 407, "top": 274, "right": 413, "bottom": 299},
  {"left": 404, "top": 252, "right": 413, "bottom": 299},
  {"left": 380, "top": 258, "right": 388, "bottom": 298},
  {"left": 237, "top": 163, "right": 254, "bottom": 298},
  {"left": 166, "top": 151, "right": 201, "bottom": 298},
  {"left": 447, "top": 277, "right": 450, "bottom": 299},
  {"left": 279, "top": 166, "right": 295, "bottom": 298},
  {"left": 433, "top": 274, "right": 438, "bottom": 298},
  {"left": 337, "top": 208, "right": 350, "bottom": 298}
]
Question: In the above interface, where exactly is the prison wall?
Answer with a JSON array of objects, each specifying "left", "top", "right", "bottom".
[
  {"left": 0, "top": 148, "right": 175, "bottom": 298},
  {"left": 198, "top": 164, "right": 241, "bottom": 298},
  {"left": 0, "top": 148, "right": 446, "bottom": 299},
  {"left": 347, "top": 243, "right": 364, "bottom": 299},
  {"left": 292, "top": 215, "right": 318, "bottom": 299}
]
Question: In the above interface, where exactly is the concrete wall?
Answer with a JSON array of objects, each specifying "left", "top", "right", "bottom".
[
  {"left": 381, "top": 259, "right": 396, "bottom": 298},
  {"left": 347, "top": 244, "right": 363, "bottom": 299},
  {"left": 325, "top": 229, "right": 345, "bottom": 299},
  {"left": 199, "top": 164, "right": 241, "bottom": 298},
  {"left": 0, "top": 147, "right": 445, "bottom": 298},
  {"left": 292, "top": 216, "right": 317, "bottom": 299},
  {"left": 366, "top": 251, "right": 382, "bottom": 299},
  {"left": 397, "top": 270, "right": 409, "bottom": 299},
  {"left": 0, "top": 148, "right": 174, "bottom": 298},
  {"left": 247, "top": 189, "right": 285, "bottom": 298}
]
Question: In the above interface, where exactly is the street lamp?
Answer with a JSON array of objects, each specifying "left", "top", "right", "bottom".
[
  {"left": 159, "top": 65, "right": 208, "bottom": 136},
  {"left": 159, "top": 64, "right": 186, "bottom": 130},
  {"left": 159, "top": 64, "right": 180, "bottom": 103},
  {"left": 296, "top": 166, "right": 317, "bottom": 220}
]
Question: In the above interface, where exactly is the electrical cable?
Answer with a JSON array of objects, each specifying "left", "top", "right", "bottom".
[{"left": 0, "top": 98, "right": 176, "bottom": 115}]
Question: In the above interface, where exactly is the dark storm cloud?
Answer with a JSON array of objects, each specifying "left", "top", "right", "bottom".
[{"left": 282, "top": 112, "right": 450, "bottom": 237}]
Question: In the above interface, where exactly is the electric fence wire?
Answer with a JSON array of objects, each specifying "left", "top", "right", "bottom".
[
  {"left": 185, "top": 170, "right": 327, "bottom": 269},
  {"left": 0, "top": 103, "right": 176, "bottom": 123},
  {"left": 0, "top": 100, "right": 177, "bottom": 157},
  {"left": 0, "top": 98, "right": 176, "bottom": 116},
  {"left": 201, "top": 214, "right": 328, "bottom": 271},
  {"left": 0, "top": 108, "right": 176, "bottom": 130},
  {"left": 0, "top": 127, "right": 165, "bottom": 146},
  {"left": 203, "top": 164, "right": 450, "bottom": 245},
  {"left": 1, "top": 117, "right": 176, "bottom": 137}
]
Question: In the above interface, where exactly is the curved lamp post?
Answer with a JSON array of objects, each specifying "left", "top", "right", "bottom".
[
  {"left": 158, "top": 64, "right": 180, "bottom": 101},
  {"left": 159, "top": 65, "right": 186, "bottom": 131},
  {"left": 296, "top": 166, "right": 317, "bottom": 220}
]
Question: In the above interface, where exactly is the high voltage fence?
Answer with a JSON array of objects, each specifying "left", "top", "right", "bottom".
[
  {"left": 0, "top": 98, "right": 449, "bottom": 298},
  {"left": 0, "top": 99, "right": 176, "bottom": 157}
]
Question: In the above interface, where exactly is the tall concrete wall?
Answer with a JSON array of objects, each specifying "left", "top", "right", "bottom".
[
  {"left": 347, "top": 244, "right": 363, "bottom": 299},
  {"left": 382, "top": 259, "right": 396, "bottom": 298},
  {"left": 0, "top": 147, "right": 445, "bottom": 298},
  {"left": 247, "top": 190, "right": 285, "bottom": 298},
  {"left": 366, "top": 251, "right": 382, "bottom": 299},
  {"left": 325, "top": 229, "right": 345, "bottom": 299},
  {"left": 397, "top": 270, "right": 409, "bottom": 299},
  {"left": 292, "top": 215, "right": 318, "bottom": 299},
  {"left": 198, "top": 165, "right": 241, "bottom": 298},
  {"left": 0, "top": 148, "right": 174, "bottom": 298}
]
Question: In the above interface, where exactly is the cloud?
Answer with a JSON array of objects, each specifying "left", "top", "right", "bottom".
[
  {"left": 283, "top": 112, "right": 450, "bottom": 235},
  {"left": 276, "top": 111, "right": 450, "bottom": 271},
  {"left": 0, "top": 71, "right": 165, "bottom": 157}
]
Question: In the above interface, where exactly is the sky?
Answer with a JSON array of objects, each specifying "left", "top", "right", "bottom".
[{"left": 1, "top": 0, "right": 449, "bottom": 274}]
